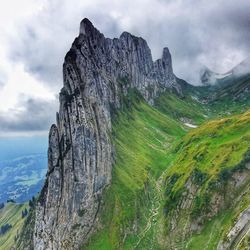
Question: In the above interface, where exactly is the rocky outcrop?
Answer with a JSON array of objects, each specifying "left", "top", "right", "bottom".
[
  {"left": 34, "top": 18, "right": 180, "bottom": 249},
  {"left": 163, "top": 160, "right": 250, "bottom": 249},
  {"left": 217, "top": 206, "right": 250, "bottom": 250}
]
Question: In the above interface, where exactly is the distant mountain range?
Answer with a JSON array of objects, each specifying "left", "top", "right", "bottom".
[{"left": 200, "top": 57, "right": 250, "bottom": 86}]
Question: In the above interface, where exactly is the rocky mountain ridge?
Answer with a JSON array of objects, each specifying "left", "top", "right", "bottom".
[{"left": 33, "top": 18, "right": 181, "bottom": 249}]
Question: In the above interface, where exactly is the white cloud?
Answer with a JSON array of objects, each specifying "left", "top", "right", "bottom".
[{"left": 0, "top": 62, "right": 55, "bottom": 111}]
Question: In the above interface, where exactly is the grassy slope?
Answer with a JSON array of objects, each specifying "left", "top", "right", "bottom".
[
  {"left": 86, "top": 83, "right": 250, "bottom": 249},
  {"left": 0, "top": 202, "right": 28, "bottom": 249},
  {"left": 85, "top": 89, "right": 212, "bottom": 249},
  {"left": 166, "top": 110, "right": 250, "bottom": 185},
  {"left": 188, "top": 74, "right": 250, "bottom": 118},
  {"left": 85, "top": 91, "right": 189, "bottom": 249},
  {"left": 163, "top": 110, "right": 250, "bottom": 249},
  {"left": 209, "top": 74, "right": 250, "bottom": 118},
  {"left": 154, "top": 91, "right": 208, "bottom": 125}
]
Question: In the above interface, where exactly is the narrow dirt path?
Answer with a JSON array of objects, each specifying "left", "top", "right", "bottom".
[{"left": 133, "top": 175, "right": 164, "bottom": 249}]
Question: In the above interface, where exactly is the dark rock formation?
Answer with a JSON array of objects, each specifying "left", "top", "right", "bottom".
[{"left": 34, "top": 18, "right": 180, "bottom": 249}]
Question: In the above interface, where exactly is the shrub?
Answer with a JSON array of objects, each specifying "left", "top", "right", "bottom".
[
  {"left": 165, "top": 173, "right": 180, "bottom": 196},
  {"left": 0, "top": 203, "right": 4, "bottom": 209},
  {"left": 22, "top": 208, "right": 28, "bottom": 218},
  {"left": 191, "top": 193, "right": 211, "bottom": 218},
  {"left": 192, "top": 168, "right": 208, "bottom": 185},
  {"left": 0, "top": 223, "right": 12, "bottom": 235}
]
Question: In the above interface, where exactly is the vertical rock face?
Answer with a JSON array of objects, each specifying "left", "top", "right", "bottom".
[{"left": 34, "top": 18, "right": 180, "bottom": 249}]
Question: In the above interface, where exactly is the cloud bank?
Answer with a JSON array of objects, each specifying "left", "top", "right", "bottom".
[{"left": 0, "top": 97, "right": 57, "bottom": 136}]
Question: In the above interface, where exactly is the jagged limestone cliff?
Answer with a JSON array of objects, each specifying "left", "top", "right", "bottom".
[
  {"left": 29, "top": 18, "right": 250, "bottom": 250},
  {"left": 34, "top": 18, "right": 180, "bottom": 249}
]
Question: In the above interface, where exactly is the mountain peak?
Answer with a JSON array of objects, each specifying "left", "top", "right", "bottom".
[
  {"left": 120, "top": 31, "right": 132, "bottom": 38},
  {"left": 162, "top": 47, "right": 170, "bottom": 57},
  {"left": 79, "top": 18, "right": 98, "bottom": 36},
  {"left": 200, "top": 66, "right": 217, "bottom": 85},
  {"left": 162, "top": 47, "right": 172, "bottom": 67},
  {"left": 33, "top": 18, "right": 181, "bottom": 249}
]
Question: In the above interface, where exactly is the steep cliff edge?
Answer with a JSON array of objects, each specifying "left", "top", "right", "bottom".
[{"left": 34, "top": 18, "right": 180, "bottom": 249}]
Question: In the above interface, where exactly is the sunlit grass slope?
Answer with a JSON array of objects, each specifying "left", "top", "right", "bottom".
[
  {"left": 163, "top": 109, "right": 250, "bottom": 249},
  {"left": 85, "top": 90, "right": 188, "bottom": 249},
  {"left": 167, "top": 109, "right": 250, "bottom": 180},
  {"left": 0, "top": 202, "right": 28, "bottom": 250}
]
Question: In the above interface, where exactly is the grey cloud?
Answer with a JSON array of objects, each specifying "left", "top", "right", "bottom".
[
  {"left": 7, "top": 0, "right": 250, "bottom": 86},
  {"left": 0, "top": 97, "right": 57, "bottom": 133}
]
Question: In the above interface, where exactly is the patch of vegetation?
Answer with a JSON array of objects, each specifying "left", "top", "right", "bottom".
[
  {"left": 0, "top": 202, "right": 28, "bottom": 249},
  {"left": 21, "top": 208, "right": 28, "bottom": 218},
  {"left": 165, "top": 173, "right": 180, "bottom": 196},
  {"left": 191, "top": 168, "right": 208, "bottom": 185},
  {"left": 0, "top": 224, "right": 12, "bottom": 235},
  {"left": 155, "top": 91, "right": 208, "bottom": 125},
  {"left": 15, "top": 204, "right": 36, "bottom": 250},
  {"left": 191, "top": 192, "right": 211, "bottom": 218},
  {"left": 0, "top": 203, "right": 4, "bottom": 210}
]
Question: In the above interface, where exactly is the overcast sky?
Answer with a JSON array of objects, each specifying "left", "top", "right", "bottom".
[{"left": 0, "top": 0, "right": 249, "bottom": 136}]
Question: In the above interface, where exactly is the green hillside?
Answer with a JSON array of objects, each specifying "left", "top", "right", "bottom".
[
  {"left": 190, "top": 74, "right": 250, "bottom": 117},
  {"left": 85, "top": 90, "right": 186, "bottom": 249},
  {"left": 0, "top": 202, "right": 28, "bottom": 249},
  {"left": 85, "top": 84, "right": 250, "bottom": 249},
  {"left": 163, "top": 110, "right": 250, "bottom": 249}
]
